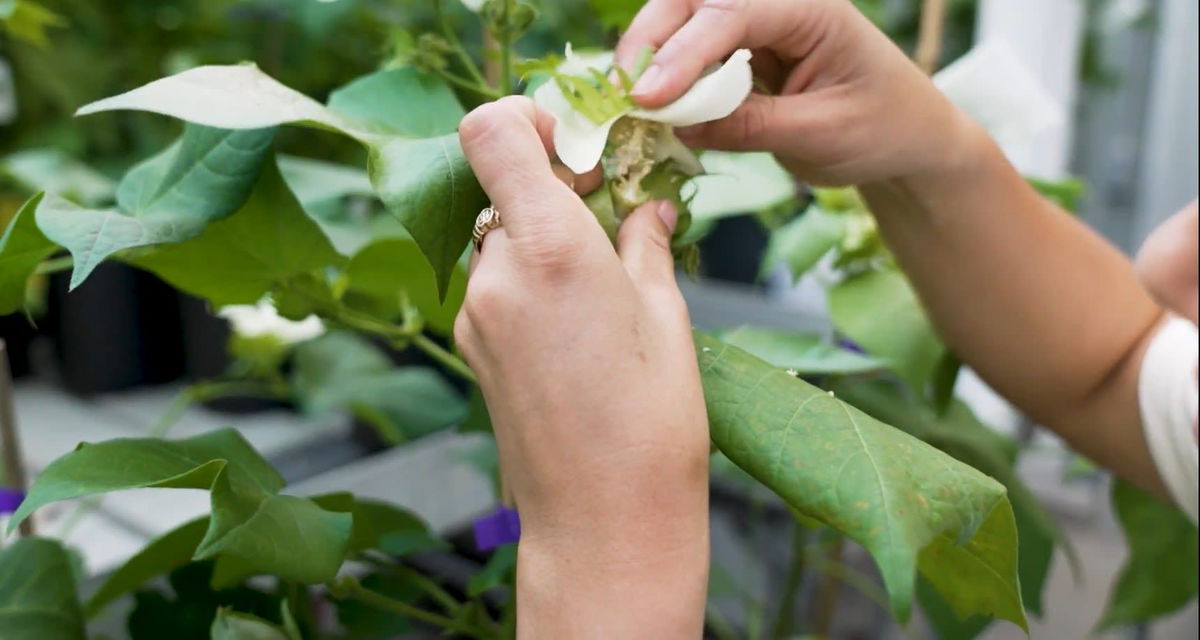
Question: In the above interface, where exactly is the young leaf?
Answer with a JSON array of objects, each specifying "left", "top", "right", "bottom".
[
  {"left": 9, "top": 429, "right": 352, "bottom": 585},
  {"left": 0, "top": 0, "right": 64, "bottom": 47},
  {"left": 0, "top": 537, "right": 86, "bottom": 640},
  {"left": 1098, "top": 480, "right": 1199, "bottom": 630},
  {"left": 716, "top": 327, "right": 883, "bottom": 376},
  {"left": 341, "top": 237, "right": 466, "bottom": 335},
  {"left": 86, "top": 517, "right": 209, "bottom": 617},
  {"left": 828, "top": 269, "right": 948, "bottom": 395},
  {"left": 76, "top": 64, "right": 489, "bottom": 299},
  {"left": 328, "top": 66, "right": 465, "bottom": 138},
  {"left": 291, "top": 332, "right": 468, "bottom": 444},
  {"left": 125, "top": 157, "right": 342, "bottom": 307},
  {"left": 694, "top": 332, "right": 1019, "bottom": 623},
  {"left": 34, "top": 125, "right": 276, "bottom": 288},
  {"left": 0, "top": 192, "right": 57, "bottom": 314}
]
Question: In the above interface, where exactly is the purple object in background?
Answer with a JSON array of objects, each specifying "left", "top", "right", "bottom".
[
  {"left": 838, "top": 338, "right": 866, "bottom": 355},
  {"left": 473, "top": 505, "right": 521, "bottom": 551},
  {"left": 0, "top": 488, "right": 24, "bottom": 515}
]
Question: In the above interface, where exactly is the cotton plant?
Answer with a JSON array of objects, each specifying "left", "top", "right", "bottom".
[{"left": 531, "top": 45, "right": 753, "bottom": 255}]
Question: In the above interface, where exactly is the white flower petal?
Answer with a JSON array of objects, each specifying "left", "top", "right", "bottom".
[
  {"left": 633, "top": 49, "right": 753, "bottom": 127},
  {"left": 460, "top": 0, "right": 485, "bottom": 12},
  {"left": 533, "top": 79, "right": 625, "bottom": 174},
  {"left": 219, "top": 299, "right": 325, "bottom": 345},
  {"left": 559, "top": 44, "right": 615, "bottom": 77}
]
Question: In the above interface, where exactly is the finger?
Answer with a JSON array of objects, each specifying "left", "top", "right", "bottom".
[
  {"left": 618, "top": 200, "right": 679, "bottom": 288},
  {"left": 630, "top": 0, "right": 818, "bottom": 108},
  {"left": 615, "top": 0, "right": 691, "bottom": 71},
  {"left": 674, "top": 92, "right": 825, "bottom": 154},
  {"left": 468, "top": 226, "right": 511, "bottom": 279},
  {"left": 459, "top": 96, "right": 591, "bottom": 237}
]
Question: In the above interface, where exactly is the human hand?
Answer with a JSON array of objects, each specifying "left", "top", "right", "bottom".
[
  {"left": 456, "top": 96, "right": 710, "bottom": 637},
  {"left": 616, "top": 0, "right": 982, "bottom": 185}
]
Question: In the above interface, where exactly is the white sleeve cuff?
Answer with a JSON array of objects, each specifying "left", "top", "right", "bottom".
[{"left": 1137, "top": 317, "right": 1199, "bottom": 523}]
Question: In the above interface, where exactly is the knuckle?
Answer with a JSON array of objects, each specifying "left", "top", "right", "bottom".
[
  {"left": 699, "top": 0, "right": 745, "bottom": 15},
  {"left": 458, "top": 97, "right": 533, "bottom": 149},
  {"left": 737, "top": 99, "right": 772, "bottom": 143},
  {"left": 463, "top": 277, "right": 510, "bottom": 324}
]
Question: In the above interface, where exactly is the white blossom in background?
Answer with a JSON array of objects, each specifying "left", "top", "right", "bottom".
[
  {"left": 459, "top": 0, "right": 485, "bottom": 11},
  {"left": 219, "top": 299, "right": 324, "bottom": 345},
  {"left": 534, "top": 46, "right": 754, "bottom": 174}
]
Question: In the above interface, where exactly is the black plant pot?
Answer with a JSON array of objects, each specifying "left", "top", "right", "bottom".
[
  {"left": 698, "top": 215, "right": 770, "bottom": 285},
  {"left": 45, "top": 263, "right": 187, "bottom": 396},
  {"left": 0, "top": 314, "right": 39, "bottom": 379}
]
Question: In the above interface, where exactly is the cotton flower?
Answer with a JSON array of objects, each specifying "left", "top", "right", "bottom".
[
  {"left": 219, "top": 299, "right": 325, "bottom": 345},
  {"left": 534, "top": 47, "right": 753, "bottom": 175}
]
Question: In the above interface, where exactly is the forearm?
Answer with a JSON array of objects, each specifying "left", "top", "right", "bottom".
[{"left": 859, "top": 116, "right": 1167, "bottom": 493}]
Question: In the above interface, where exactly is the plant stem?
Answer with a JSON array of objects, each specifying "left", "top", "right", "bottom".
[
  {"left": 435, "top": 68, "right": 503, "bottom": 99},
  {"left": 768, "top": 522, "right": 809, "bottom": 640},
  {"left": 412, "top": 334, "right": 477, "bottom": 384},
  {"left": 706, "top": 607, "right": 741, "bottom": 640},
  {"left": 434, "top": 0, "right": 491, "bottom": 88},
  {"left": 0, "top": 340, "right": 34, "bottom": 538},
  {"left": 330, "top": 576, "right": 493, "bottom": 638},
  {"left": 34, "top": 255, "right": 73, "bottom": 276},
  {"left": 362, "top": 554, "right": 465, "bottom": 617},
  {"left": 812, "top": 536, "right": 846, "bottom": 637},
  {"left": 915, "top": 0, "right": 948, "bottom": 75}
]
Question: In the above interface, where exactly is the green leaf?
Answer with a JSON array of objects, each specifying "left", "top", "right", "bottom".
[
  {"left": 0, "top": 0, "right": 64, "bottom": 47},
  {"left": 1098, "top": 480, "right": 1199, "bottom": 630},
  {"left": 328, "top": 66, "right": 465, "bottom": 138},
  {"left": 368, "top": 134, "right": 488, "bottom": 299},
  {"left": 126, "top": 561, "right": 280, "bottom": 640},
  {"left": 832, "top": 378, "right": 1064, "bottom": 617},
  {"left": 86, "top": 518, "right": 209, "bottom": 617},
  {"left": 0, "top": 538, "right": 86, "bottom": 640},
  {"left": 918, "top": 577, "right": 994, "bottom": 640},
  {"left": 291, "top": 332, "right": 468, "bottom": 444},
  {"left": 918, "top": 500, "right": 1028, "bottom": 634},
  {"left": 210, "top": 608, "right": 288, "bottom": 640},
  {"left": 341, "top": 237, "right": 466, "bottom": 335},
  {"left": 76, "top": 64, "right": 489, "bottom": 300},
  {"left": 829, "top": 269, "right": 948, "bottom": 394},
  {"left": 468, "top": 544, "right": 517, "bottom": 597},
  {"left": 0, "top": 148, "right": 115, "bottom": 206},
  {"left": 310, "top": 493, "right": 432, "bottom": 555},
  {"left": 0, "top": 193, "right": 57, "bottom": 315},
  {"left": 761, "top": 205, "right": 847, "bottom": 280},
  {"left": 278, "top": 155, "right": 374, "bottom": 210},
  {"left": 34, "top": 125, "right": 276, "bottom": 289},
  {"left": 586, "top": 0, "right": 643, "bottom": 30},
  {"left": 685, "top": 152, "right": 797, "bottom": 222},
  {"left": 715, "top": 327, "right": 883, "bottom": 376},
  {"left": 694, "top": 332, "right": 1017, "bottom": 622},
  {"left": 10, "top": 429, "right": 351, "bottom": 585},
  {"left": 125, "top": 157, "right": 342, "bottom": 307}
]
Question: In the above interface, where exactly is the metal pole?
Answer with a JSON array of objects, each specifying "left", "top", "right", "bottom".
[{"left": 0, "top": 339, "right": 34, "bottom": 537}]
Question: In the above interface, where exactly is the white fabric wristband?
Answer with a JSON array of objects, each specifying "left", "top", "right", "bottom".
[{"left": 1137, "top": 317, "right": 1199, "bottom": 523}]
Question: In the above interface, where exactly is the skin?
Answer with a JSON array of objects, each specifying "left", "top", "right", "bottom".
[{"left": 458, "top": 0, "right": 1198, "bottom": 635}]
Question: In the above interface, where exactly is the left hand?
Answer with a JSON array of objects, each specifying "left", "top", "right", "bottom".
[{"left": 455, "top": 96, "right": 710, "bottom": 638}]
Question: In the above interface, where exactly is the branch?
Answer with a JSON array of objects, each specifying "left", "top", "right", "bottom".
[
  {"left": 0, "top": 340, "right": 34, "bottom": 537},
  {"left": 914, "top": 0, "right": 949, "bottom": 75}
]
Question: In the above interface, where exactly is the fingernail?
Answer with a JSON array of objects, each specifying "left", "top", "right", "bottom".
[
  {"left": 656, "top": 200, "right": 678, "bottom": 231},
  {"left": 631, "top": 64, "right": 663, "bottom": 98}
]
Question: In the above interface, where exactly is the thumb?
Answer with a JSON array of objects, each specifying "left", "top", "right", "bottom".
[{"left": 618, "top": 200, "right": 679, "bottom": 288}]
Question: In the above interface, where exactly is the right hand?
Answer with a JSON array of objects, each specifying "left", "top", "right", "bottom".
[{"left": 616, "top": 0, "right": 982, "bottom": 186}]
